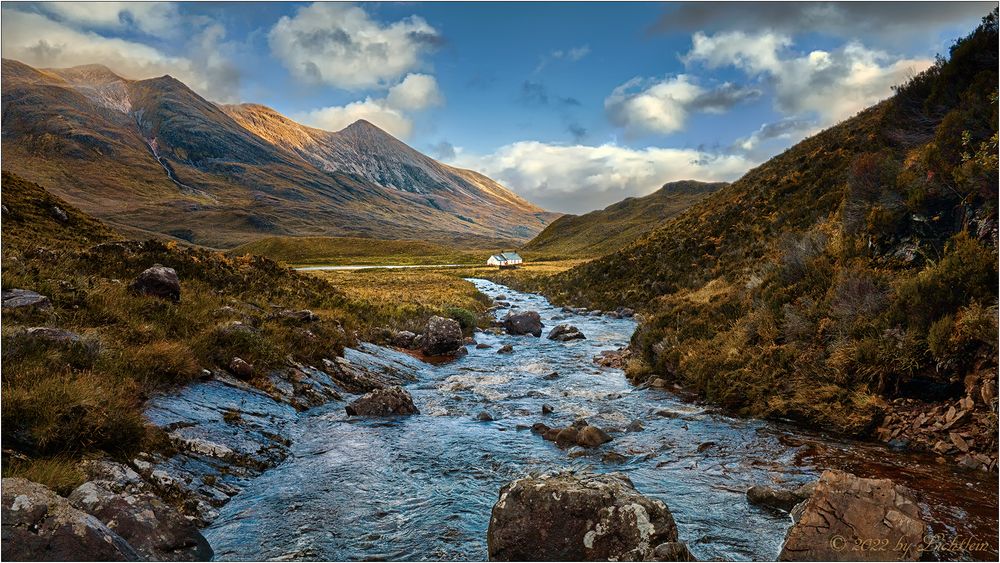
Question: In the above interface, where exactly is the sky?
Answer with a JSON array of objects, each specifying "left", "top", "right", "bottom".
[{"left": 1, "top": 1, "right": 994, "bottom": 213}]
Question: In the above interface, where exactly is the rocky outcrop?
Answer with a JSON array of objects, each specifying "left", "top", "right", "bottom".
[
  {"left": 874, "top": 368, "right": 998, "bottom": 473},
  {"left": 129, "top": 264, "right": 181, "bottom": 302},
  {"left": 228, "top": 357, "right": 254, "bottom": 380},
  {"left": 68, "top": 461, "right": 213, "bottom": 561},
  {"left": 391, "top": 330, "right": 417, "bottom": 349},
  {"left": 594, "top": 347, "right": 633, "bottom": 369},
  {"left": 420, "top": 316, "right": 464, "bottom": 357},
  {"left": 345, "top": 385, "right": 419, "bottom": 416},
  {"left": 547, "top": 324, "right": 586, "bottom": 341},
  {"left": 2, "top": 477, "right": 140, "bottom": 561},
  {"left": 2, "top": 289, "right": 51, "bottom": 311},
  {"left": 502, "top": 311, "right": 543, "bottom": 337},
  {"left": 746, "top": 482, "right": 815, "bottom": 513},
  {"left": 778, "top": 470, "right": 926, "bottom": 561},
  {"left": 487, "top": 472, "right": 685, "bottom": 561}
]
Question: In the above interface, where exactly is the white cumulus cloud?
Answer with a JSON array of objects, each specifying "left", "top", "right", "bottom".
[
  {"left": 605, "top": 74, "right": 761, "bottom": 136},
  {"left": 39, "top": 2, "right": 182, "bottom": 38},
  {"left": 268, "top": 3, "right": 442, "bottom": 90},
  {"left": 295, "top": 73, "right": 443, "bottom": 139},
  {"left": 684, "top": 30, "right": 932, "bottom": 125},
  {"left": 386, "top": 73, "right": 444, "bottom": 111},
  {"left": 450, "top": 141, "right": 753, "bottom": 213}
]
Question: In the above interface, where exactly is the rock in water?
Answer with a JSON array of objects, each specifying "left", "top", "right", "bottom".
[
  {"left": 2, "top": 288, "right": 51, "bottom": 311},
  {"left": 547, "top": 324, "right": 586, "bottom": 341},
  {"left": 69, "top": 479, "right": 213, "bottom": 561},
  {"left": 576, "top": 425, "right": 613, "bottom": 447},
  {"left": 502, "top": 311, "right": 543, "bottom": 337},
  {"left": 746, "top": 482, "right": 815, "bottom": 513},
  {"left": 1, "top": 478, "right": 141, "bottom": 561},
  {"left": 345, "top": 385, "right": 419, "bottom": 416},
  {"left": 391, "top": 330, "right": 417, "bottom": 348},
  {"left": 778, "top": 470, "right": 926, "bottom": 561},
  {"left": 129, "top": 264, "right": 181, "bottom": 302},
  {"left": 420, "top": 316, "right": 464, "bottom": 356},
  {"left": 497, "top": 344, "right": 514, "bottom": 354},
  {"left": 487, "top": 472, "right": 685, "bottom": 561}
]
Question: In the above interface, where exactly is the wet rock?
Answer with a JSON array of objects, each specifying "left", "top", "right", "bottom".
[
  {"left": 746, "top": 482, "right": 815, "bottom": 513},
  {"left": 503, "top": 311, "right": 543, "bottom": 337},
  {"left": 345, "top": 385, "right": 419, "bottom": 416},
  {"left": 542, "top": 403, "right": 554, "bottom": 414},
  {"left": 497, "top": 344, "right": 514, "bottom": 354},
  {"left": 602, "top": 452, "right": 628, "bottom": 464},
  {"left": 696, "top": 441, "right": 716, "bottom": 453},
  {"left": 2, "top": 288, "right": 51, "bottom": 311},
  {"left": 627, "top": 419, "right": 645, "bottom": 432},
  {"left": 542, "top": 371, "right": 560, "bottom": 380},
  {"left": 531, "top": 423, "right": 551, "bottom": 434},
  {"left": 477, "top": 411, "right": 495, "bottom": 422},
  {"left": 228, "top": 357, "right": 254, "bottom": 380},
  {"left": 69, "top": 479, "right": 213, "bottom": 561},
  {"left": 463, "top": 336, "right": 477, "bottom": 345},
  {"left": 594, "top": 347, "right": 632, "bottom": 369},
  {"left": 778, "top": 470, "right": 926, "bottom": 561},
  {"left": 577, "top": 425, "right": 613, "bottom": 448},
  {"left": 495, "top": 294, "right": 508, "bottom": 301},
  {"left": 487, "top": 472, "right": 683, "bottom": 561},
  {"left": 391, "top": 330, "right": 417, "bottom": 348},
  {"left": 2, "top": 477, "right": 141, "bottom": 561},
  {"left": 129, "top": 264, "right": 181, "bottom": 302},
  {"left": 616, "top": 307, "right": 636, "bottom": 318},
  {"left": 547, "top": 324, "right": 586, "bottom": 341},
  {"left": 421, "top": 316, "right": 464, "bottom": 356},
  {"left": 476, "top": 342, "right": 492, "bottom": 349},
  {"left": 555, "top": 427, "right": 580, "bottom": 447}
]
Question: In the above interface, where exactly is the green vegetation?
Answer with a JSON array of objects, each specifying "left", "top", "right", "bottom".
[
  {"left": 230, "top": 235, "right": 485, "bottom": 266},
  {"left": 526, "top": 13, "right": 999, "bottom": 436},
  {"left": 309, "top": 269, "right": 492, "bottom": 337},
  {"left": 522, "top": 180, "right": 725, "bottom": 260}
]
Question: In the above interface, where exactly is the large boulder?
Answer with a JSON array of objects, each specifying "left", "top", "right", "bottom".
[
  {"left": 420, "top": 316, "right": 464, "bottom": 356},
  {"left": 2, "top": 289, "right": 51, "bottom": 311},
  {"left": 129, "top": 264, "right": 181, "bottom": 302},
  {"left": 778, "top": 470, "right": 926, "bottom": 561},
  {"left": 69, "top": 473, "right": 213, "bottom": 561},
  {"left": 547, "top": 324, "right": 586, "bottom": 342},
  {"left": 345, "top": 385, "right": 419, "bottom": 416},
  {"left": 488, "top": 472, "right": 684, "bottom": 561},
  {"left": 503, "top": 311, "right": 543, "bottom": 337},
  {"left": 391, "top": 330, "right": 417, "bottom": 349},
  {"left": 1, "top": 478, "right": 140, "bottom": 561}
]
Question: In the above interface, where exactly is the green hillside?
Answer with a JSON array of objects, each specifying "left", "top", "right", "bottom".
[
  {"left": 521, "top": 180, "right": 725, "bottom": 259},
  {"left": 532, "top": 13, "right": 999, "bottom": 438}
]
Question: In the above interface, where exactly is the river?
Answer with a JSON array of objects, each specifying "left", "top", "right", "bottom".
[{"left": 203, "top": 279, "right": 998, "bottom": 561}]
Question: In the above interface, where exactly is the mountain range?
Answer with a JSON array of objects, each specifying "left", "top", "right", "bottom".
[{"left": 1, "top": 59, "right": 558, "bottom": 248}]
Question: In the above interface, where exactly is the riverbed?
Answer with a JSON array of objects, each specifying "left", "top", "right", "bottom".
[{"left": 204, "top": 279, "right": 998, "bottom": 561}]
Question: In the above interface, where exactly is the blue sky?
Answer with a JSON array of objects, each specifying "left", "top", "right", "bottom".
[{"left": 2, "top": 2, "right": 994, "bottom": 212}]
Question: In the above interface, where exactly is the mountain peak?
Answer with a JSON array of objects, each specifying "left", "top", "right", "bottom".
[{"left": 339, "top": 119, "right": 395, "bottom": 138}]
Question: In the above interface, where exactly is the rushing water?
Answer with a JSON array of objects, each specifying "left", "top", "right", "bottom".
[{"left": 205, "top": 279, "right": 998, "bottom": 561}]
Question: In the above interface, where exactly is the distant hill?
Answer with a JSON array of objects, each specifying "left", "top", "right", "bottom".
[
  {"left": 531, "top": 12, "right": 998, "bottom": 440},
  {"left": 1, "top": 60, "right": 558, "bottom": 247},
  {"left": 522, "top": 180, "right": 726, "bottom": 259}
]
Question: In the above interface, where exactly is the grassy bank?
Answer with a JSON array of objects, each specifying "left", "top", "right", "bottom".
[
  {"left": 2, "top": 173, "right": 490, "bottom": 491},
  {"left": 229, "top": 235, "right": 493, "bottom": 267}
]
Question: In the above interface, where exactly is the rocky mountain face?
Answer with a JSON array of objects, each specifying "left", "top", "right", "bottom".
[
  {"left": 1, "top": 59, "right": 557, "bottom": 247},
  {"left": 522, "top": 180, "right": 726, "bottom": 258}
]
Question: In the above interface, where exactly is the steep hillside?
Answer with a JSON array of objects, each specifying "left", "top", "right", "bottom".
[
  {"left": 1, "top": 60, "right": 556, "bottom": 247},
  {"left": 534, "top": 13, "right": 998, "bottom": 462},
  {"left": 522, "top": 180, "right": 725, "bottom": 258}
]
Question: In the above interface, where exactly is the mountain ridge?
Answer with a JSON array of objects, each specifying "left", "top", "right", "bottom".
[{"left": 1, "top": 58, "right": 558, "bottom": 247}]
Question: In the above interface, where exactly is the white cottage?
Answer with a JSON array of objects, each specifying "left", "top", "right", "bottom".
[{"left": 486, "top": 252, "right": 523, "bottom": 269}]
